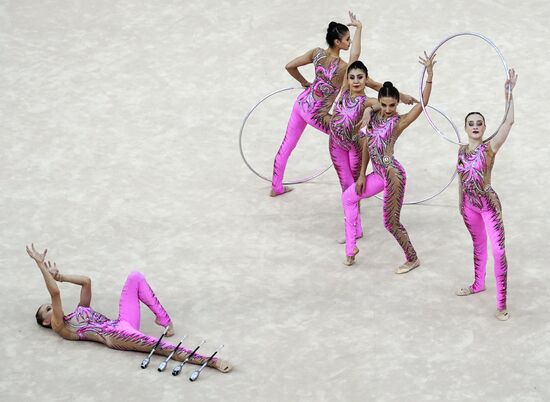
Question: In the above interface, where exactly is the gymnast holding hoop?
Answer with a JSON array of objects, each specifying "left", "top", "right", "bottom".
[
  {"left": 341, "top": 52, "right": 437, "bottom": 269},
  {"left": 270, "top": 13, "right": 418, "bottom": 197},
  {"left": 28, "top": 244, "right": 232, "bottom": 372},
  {"left": 270, "top": 12, "right": 366, "bottom": 196},
  {"left": 455, "top": 69, "right": 517, "bottom": 321}
]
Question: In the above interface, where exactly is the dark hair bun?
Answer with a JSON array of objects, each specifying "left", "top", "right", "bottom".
[
  {"left": 378, "top": 81, "right": 400, "bottom": 102},
  {"left": 326, "top": 21, "right": 349, "bottom": 47}
]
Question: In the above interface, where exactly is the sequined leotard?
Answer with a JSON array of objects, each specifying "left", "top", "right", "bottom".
[
  {"left": 457, "top": 142, "right": 507, "bottom": 310},
  {"left": 342, "top": 113, "right": 418, "bottom": 261}
]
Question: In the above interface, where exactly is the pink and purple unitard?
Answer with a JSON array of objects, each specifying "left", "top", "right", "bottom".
[
  {"left": 329, "top": 89, "right": 368, "bottom": 236},
  {"left": 271, "top": 48, "right": 345, "bottom": 195},
  {"left": 457, "top": 143, "right": 508, "bottom": 310},
  {"left": 63, "top": 271, "right": 216, "bottom": 366},
  {"left": 342, "top": 114, "right": 418, "bottom": 260}
]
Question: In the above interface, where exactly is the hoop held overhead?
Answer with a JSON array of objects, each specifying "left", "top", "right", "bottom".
[{"left": 419, "top": 32, "right": 512, "bottom": 146}]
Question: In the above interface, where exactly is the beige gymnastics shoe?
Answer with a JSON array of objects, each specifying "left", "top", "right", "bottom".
[
  {"left": 343, "top": 247, "right": 359, "bottom": 266},
  {"left": 270, "top": 186, "right": 294, "bottom": 197},
  {"left": 495, "top": 309, "right": 510, "bottom": 321},
  {"left": 395, "top": 259, "right": 420, "bottom": 274}
]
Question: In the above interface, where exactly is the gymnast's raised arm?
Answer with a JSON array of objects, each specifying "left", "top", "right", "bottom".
[
  {"left": 396, "top": 51, "right": 437, "bottom": 133},
  {"left": 45, "top": 260, "right": 93, "bottom": 308},
  {"left": 26, "top": 244, "right": 65, "bottom": 331},
  {"left": 347, "top": 11, "right": 362, "bottom": 65},
  {"left": 489, "top": 68, "right": 517, "bottom": 153}
]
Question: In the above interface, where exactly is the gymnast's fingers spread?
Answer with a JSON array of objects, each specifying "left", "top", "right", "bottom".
[{"left": 26, "top": 245, "right": 34, "bottom": 259}]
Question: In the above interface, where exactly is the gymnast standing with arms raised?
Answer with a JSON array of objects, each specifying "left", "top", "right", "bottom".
[
  {"left": 341, "top": 52, "right": 437, "bottom": 269},
  {"left": 28, "top": 244, "right": 232, "bottom": 372},
  {"left": 455, "top": 69, "right": 517, "bottom": 321}
]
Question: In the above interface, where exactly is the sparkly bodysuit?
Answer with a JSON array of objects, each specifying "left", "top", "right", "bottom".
[
  {"left": 457, "top": 143, "right": 507, "bottom": 310},
  {"left": 272, "top": 48, "right": 346, "bottom": 195},
  {"left": 60, "top": 272, "right": 215, "bottom": 365},
  {"left": 342, "top": 113, "right": 417, "bottom": 261}
]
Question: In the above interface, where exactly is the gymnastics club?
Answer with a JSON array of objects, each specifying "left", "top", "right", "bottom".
[
  {"left": 158, "top": 335, "right": 187, "bottom": 372},
  {"left": 189, "top": 344, "right": 224, "bottom": 382},
  {"left": 172, "top": 340, "right": 207, "bottom": 376},
  {"left": 140, "top": 326, "right": 169, "bottom": 369}
]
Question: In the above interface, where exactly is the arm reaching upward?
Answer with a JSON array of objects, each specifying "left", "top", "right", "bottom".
[
  {"left": 490, "top": 68, "right": 517, "bottom": 153},
  {"left": 347, "top": 11, "right": 362, "bottom": 64},
  {"left": 26, "top": 244, "right": 65, "bottom": 329},
  {"left": 396, "top": 51, "right": 437, "bottom": 133}
]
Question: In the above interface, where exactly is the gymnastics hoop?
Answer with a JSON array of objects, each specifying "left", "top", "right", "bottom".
[
  {"left": 420, "top": 32, "right": 512, "bottom": 146},
  {"left": 239, "top": 87, "right": 333, "bottom": 185},
  {"left": 374, "top": 104, "right": 460, "bottom": 205}
]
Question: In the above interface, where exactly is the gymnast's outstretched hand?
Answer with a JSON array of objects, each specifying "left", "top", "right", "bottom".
[
  {"left": 419, "top": 50, "right": 437, "bottom": 74},
  {"left": 26, "top": 243, "right": 47, "bottom": 265},
  {"left": 506, "top": 68, "right": 517, "bottom": 92},
  {"left": 347, "top": 11, "right": 362, "bottom": 29},
  {"left": 45, "top": 260, "right": 61, "bottom": 281}
]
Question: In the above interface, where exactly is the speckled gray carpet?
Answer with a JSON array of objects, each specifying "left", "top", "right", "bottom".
[{"left": 1, "top": 1, "right": 549, "bottom": 401}]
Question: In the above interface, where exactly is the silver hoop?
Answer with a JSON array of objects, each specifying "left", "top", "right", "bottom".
[
  {"left": 420, "top": 32, "right": 512, "bottom": 146},
  {"left": 374, "top": 104, "right": 460, "bottom": 205},
  {"left": 239, "top": 87, "right": 333, "bottom": 185}
]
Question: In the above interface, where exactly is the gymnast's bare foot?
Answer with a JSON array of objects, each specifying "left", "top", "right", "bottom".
[
  {"left": 270, "top": 186, "right": 294, "bottom": 197},
  {"left": 212, "top": 358, "right": 233, "bottom": 373},
  {"left": 495, "top": 309, "right": 510, "bottom": 321},
  {"left": 156, "top": 319, "right": 175, "bottom": 337},
  {"left": 395, "top": 259, "right": 420, "bottom": 274},
  {"left": 455, "top": 286, "right": 485, "bottom": 296},
  {"left": 343, "top": 247, "right": 359, "bottom": 266}
]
